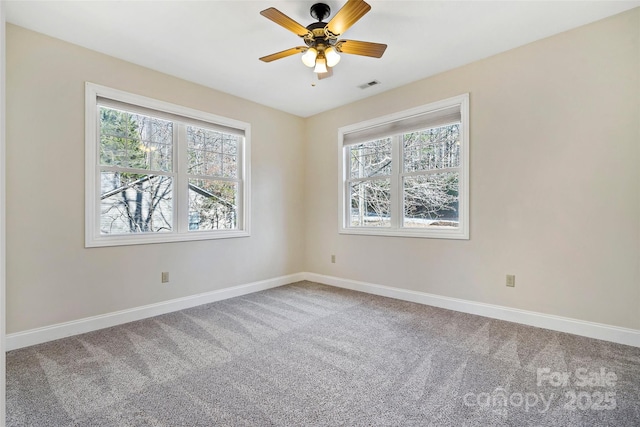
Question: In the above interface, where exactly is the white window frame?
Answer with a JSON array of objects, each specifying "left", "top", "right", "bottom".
[
  {"left": 85, "top": 82, "right": 251, "bottom": 247},
  {"left": 338, "top": 94, "right": 469, "bottom": 239}
]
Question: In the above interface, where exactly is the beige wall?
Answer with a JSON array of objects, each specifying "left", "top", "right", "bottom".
[
  {"left": 6, "top": 8, "right": 640, "bottom": 335},
  {"left": 304, "top": 9, "right": 640, "bottom": 330},
  {"left": 6, "top": 24, "right": 306, "bottom": 333}
]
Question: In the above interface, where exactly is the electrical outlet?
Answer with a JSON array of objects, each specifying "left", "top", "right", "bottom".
[
  {"left": 161, "top": 272, "right": 170, "bottom": 283},
  {"left": 506, "top": 274, "right": 515, "bottom": 287},
  {"left": 331, "top": 255, "right": 336, "bottom": 264}
]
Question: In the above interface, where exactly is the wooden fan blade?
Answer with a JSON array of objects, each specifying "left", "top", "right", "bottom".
[
  {"left": 326, "top": 0, "right": 371, "bottom": 36},
  {"left": 318, "top": 67, "right": 334, "bottom": 80},
  {"left": 336, "top": 39, "right": 387, "bottom": 58},
  {"left": 260, "top": 8, "right": 310, "bottom": 37},
  {"left": 259, "top": 47, "right": 306, "bottom": 63}
]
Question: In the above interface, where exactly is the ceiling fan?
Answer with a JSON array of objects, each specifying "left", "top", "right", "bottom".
[{"left": 259, "top": 0, "right": 387, "bottom": 79}]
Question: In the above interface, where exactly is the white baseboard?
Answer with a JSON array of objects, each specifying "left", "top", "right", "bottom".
[
  {"left": 7, "top": 272, "right": 640, "bottom": 351},
  {"left": 6, "top": 273, "right": 305, "bottom": 351},
  {"left": 303, "top": 272, "right": 640, "bottom": 348}
]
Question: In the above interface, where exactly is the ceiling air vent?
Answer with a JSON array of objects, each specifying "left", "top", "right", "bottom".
[{"left": 358, "top": 80, "right": 381, "bottom": 90}]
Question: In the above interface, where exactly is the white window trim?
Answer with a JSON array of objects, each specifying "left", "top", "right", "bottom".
[
  {"left": 338, "top": 93, "right": 469, "bottom": 239},
  {"left": 85, "top": 82, "right": 251, "bottom": 247}
]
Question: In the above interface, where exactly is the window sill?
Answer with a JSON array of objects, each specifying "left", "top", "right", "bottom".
[
  {"left": 85, "top": 230, "right": 250, "bottom": 248},
  {"left": 338, "top": 227, "right": 469, "bottom": 240}
]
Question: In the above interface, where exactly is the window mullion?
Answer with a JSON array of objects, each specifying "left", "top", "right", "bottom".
[
  {"left": 176, "top": 123, "right": 188, "bottom": 233},
  {"left": 403, "top": 167, "right": 461, "bottom": 178},
  {"left": 347, "top": 175, "right": 390, "bottom": 184},
  {"left": 92, "top": 107, "right": 101, "bottom": 242},
  {"left": 99, "top": 165, "right": 174, "bottom": 176},
  {"left": 343, "top": 147, "right": 350, "bottom": 228},
  {"left": 235, "top": 137, "right": 244, "bottom": 229},
  {"left": 390, "top": 135, "right": 401, "bottom": 229}
]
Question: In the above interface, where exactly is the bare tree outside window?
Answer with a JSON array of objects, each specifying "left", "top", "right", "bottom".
[
  {"left": 99, "top": 107, "right": 173, "bottom": 234},
  {"left": 98, "top": 108, "right": 241, "bottom": 235},
  {"left": 339, "top": 94, "right": 468, "bottom": 239},
  {"left": 86, "top": 83, "right": 250, "bottom": 247},
  {"left": 346, "top": 124, "right": 460, "bottom": 229},
  {"left": 348, "top": 138, "right": 392, "bottom": 227},
  {"left": 187, "top": 127, "right": 239, "bottom": 230},
  {"left": 402, "top": 124, "right": 460, "bottom": 228}
]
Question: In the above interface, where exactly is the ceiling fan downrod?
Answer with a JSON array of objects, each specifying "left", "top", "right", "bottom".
[{"left": 310, "top": 3, "right": 331, "bottom": 22}]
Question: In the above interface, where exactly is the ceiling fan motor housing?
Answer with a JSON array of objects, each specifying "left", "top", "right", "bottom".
[
  {"left": 305, "top": 3, "right": 338, "bottom": 53},
  {"left": 305, "top": 22, "right": 335, "bottom": 51}
]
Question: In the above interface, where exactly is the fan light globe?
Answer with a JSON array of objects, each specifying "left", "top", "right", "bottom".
[
  {"left": 301, "top": 48, "right": 318, "bottom": 67},
  {"left": 314, "top": 57, "right": 328, "bottom": 74},
  {"left": 325, "top": 47, "right": 341, "bottom": 67}
]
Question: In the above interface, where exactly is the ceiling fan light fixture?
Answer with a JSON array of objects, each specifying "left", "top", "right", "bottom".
[
  {"left": 260, "top": 1, "right": 388, "bottom": 79},
  {"left": 325, "top": 47, "right": 341, "bottom": 67},
  {"left": 301, "top": 48, "right": 318, "bottom": 67},
  {"left": 314, "top": 56, "right": 328, "bottom": 74}
]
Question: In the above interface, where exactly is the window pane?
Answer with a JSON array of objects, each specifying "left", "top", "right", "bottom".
[
  {"left": 99, "top": 107, "right": 172, "bottom": 172},
  {"left": 100, "top": 136, "right": 132, "bottom": 168},
  {"left": 100, "top": 171, "right": 173, "bottom": 234},
  {"left": 349, "top": 179, "right": 391, "bottom": 227},
  {"left": 222, "top": 155, "right": 237, "bottom": 178},
  {"left": 223, "top": 139, "right": 237, "bottom": 155},
  {"left": 349, "top": 138, "right": 392, "bottom": 179},
  {"left": 206, "top": 153, "right": 223, "bottom": 177},
  {"left": 190, "top": 151, "right": 222, "bottom": 177},
  {"left": 403, "top": 172, "right": 459, "bottom": 228},
  {"left": 187, "top": 126, "right": 239, "bottom": 178},
  {"left": 188, "top": 179, "right": 237, "bottom": 231},
  {"left": 403, "top": 124, "right": 460, "bottom": 172},
  {"left": 187, "top": 126, "right": 208, "bottom": 151}
]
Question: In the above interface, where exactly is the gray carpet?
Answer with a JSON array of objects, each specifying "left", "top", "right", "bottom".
[{"left": 6, "top": 281, "right": 640, "bottom": 426}]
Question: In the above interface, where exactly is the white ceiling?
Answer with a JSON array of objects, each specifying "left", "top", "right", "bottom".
[{"left": 5, "top": 1, "right": 639, "bottom": 117}]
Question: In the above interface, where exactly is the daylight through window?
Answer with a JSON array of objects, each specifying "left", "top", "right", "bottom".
[
  {"left": 339, "top": 94, "right": 469, "bottom": 239},
  {"left": 86, "top": 83, "right": 250, "bottom": 247}
]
